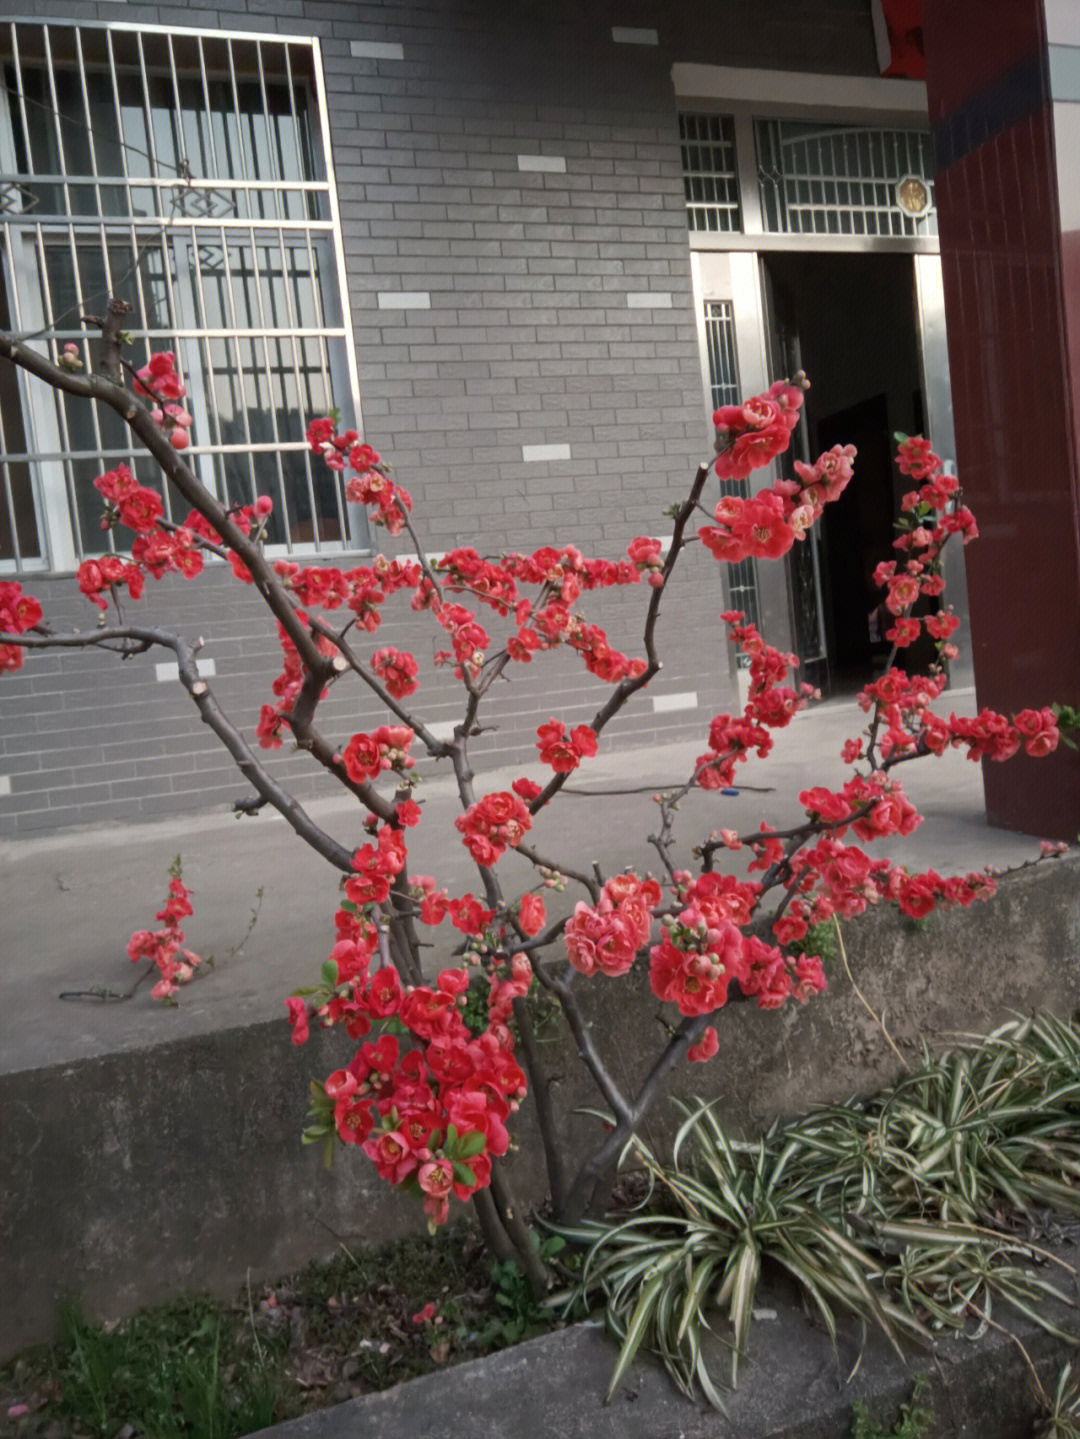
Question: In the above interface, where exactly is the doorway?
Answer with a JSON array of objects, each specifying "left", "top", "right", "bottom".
[{"left": 762, "top": 251, "right": 927, "bottom": 692}]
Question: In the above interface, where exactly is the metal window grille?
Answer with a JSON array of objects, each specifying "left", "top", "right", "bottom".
[
  {"left": 0, "top": 21, "right": 365, "bottom": 570},
  {"left": 679, "top": 113, "right": 740, "bottom": 234},
  {"left": 703, "top": 300, "right": 760, "bottom": 650},
  {"left": 756, "top": 119, "right": 937, "bottom": 238}
]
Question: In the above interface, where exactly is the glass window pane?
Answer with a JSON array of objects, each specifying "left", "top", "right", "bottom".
[{"left": 1, "top": 21, "right": 359, "bottom": 566}]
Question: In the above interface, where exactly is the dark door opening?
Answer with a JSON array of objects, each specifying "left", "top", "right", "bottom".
[{"left": 763, "top": 251, "right": 927, "bottom": 693}]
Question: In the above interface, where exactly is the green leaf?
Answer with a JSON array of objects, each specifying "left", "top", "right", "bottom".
[
  {"left": 458, "top": 1130, "right": 487, "bottom": 1160},
  {"left": 605, "top": 1271, "right": 665, "bottom": 1404},
  {"left": 451, "top": 1161, "right": 476, "bottom": 1188},
  {"left": 321, "top": 959, "right": 339, "bottom": 987}
]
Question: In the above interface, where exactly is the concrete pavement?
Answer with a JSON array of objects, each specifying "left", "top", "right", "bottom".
[{"left": 0, "top": 687, "right": 1053, "bottom": 1074}]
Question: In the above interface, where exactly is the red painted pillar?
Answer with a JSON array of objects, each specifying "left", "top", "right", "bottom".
[{"left": 924, "top": 0, "right": 1080, "bottom": 841}]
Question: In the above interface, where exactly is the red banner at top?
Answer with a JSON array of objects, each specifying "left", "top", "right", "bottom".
[{"left": 872, "top": 0, "right": 926, "bottom": 79}]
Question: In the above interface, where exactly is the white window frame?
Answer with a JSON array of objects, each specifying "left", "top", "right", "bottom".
[{"left": 0, "top": 19, "right": 368, "bottom": 573}]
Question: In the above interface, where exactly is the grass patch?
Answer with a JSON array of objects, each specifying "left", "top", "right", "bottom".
[{"left": 1, "top": 1224, "right": 555, "bottom": 1438}]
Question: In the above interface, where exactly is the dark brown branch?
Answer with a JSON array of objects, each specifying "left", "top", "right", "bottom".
[
  {"left": 306, "top": 615, "right": 449, "bottom": 760},
  {"left": 6, "top": 625, "right": 356, "bottom": 871},
  {"left": 528, "top": 462, "right": 713, "bottom": 819},
  {"left": 0, "top": 328, "right": 330, "bottom": 682},
  {"left": 511, "top": 993, "right": 568, "bottom": 1213},
  {"left": 471, "top": 1188, "right": 516, "bottom": 1264},
  {"left": 488, "top": 1164, "right": 550, "bottom": 1293},
  {"left": 559, "top": 1008, "right": 714, "bottom": 1222}
]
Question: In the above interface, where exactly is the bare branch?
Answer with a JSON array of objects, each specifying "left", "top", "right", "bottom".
[
  {"left": 528, "top": 462, "right": 713, "bottom": 818},
  {"left": 5, "top": 624, "right": 356, "bottom": 872},
  {"left": 306, "top": 614, "right": 449, "bottom": 759},
  {"left": 1, "top": 327, "right": 330, "bottom": 681}
]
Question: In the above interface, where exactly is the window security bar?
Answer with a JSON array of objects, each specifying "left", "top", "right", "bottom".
[{"left": 0, "top": 20, "right": 364, "bottom": 569}]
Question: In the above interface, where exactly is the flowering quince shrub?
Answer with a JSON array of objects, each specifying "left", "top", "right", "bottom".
[{"left": 0, "top": 320, "right": 1071, "bottom": 1283}]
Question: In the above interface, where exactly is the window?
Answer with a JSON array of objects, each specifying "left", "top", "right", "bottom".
[
  {"left": 0, "top": 21, "right": 364, "bottom": 570},
  {"left": 756, "top": 119, "right": 937, "bottom": 238},
  {"left": 678, "top": 113, "right": 740, "bottom": 234}
]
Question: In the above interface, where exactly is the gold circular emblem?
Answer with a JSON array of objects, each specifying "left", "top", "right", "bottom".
[{"left": 895, "top": 175, "right": 932, "bottom": 218}]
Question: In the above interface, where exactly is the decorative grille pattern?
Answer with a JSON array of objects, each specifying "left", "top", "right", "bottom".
[
  {"left": 756, "top": 119, "right": 937, "bottom": 238},
  {"left": 0, "top": 21, "right": 362, "bottom": 570},
  {"left": 679, "top": 113, "right": 740, "bottom": 234},
  {"left": 703, "top": 300, "right": 760, "bottom": 650}
]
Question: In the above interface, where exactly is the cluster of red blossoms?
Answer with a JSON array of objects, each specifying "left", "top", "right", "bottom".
[
  {"left": 563, "top": 862, "right": 826, "bottom": 1052},
  {"left": 869, "top": 437, "right": 977, "bottom": 655},
  {"left": 132, "top": 351, "right": 193, "bottom": 449},
  {"left": 288, "top": 894, "right": 530, "bottom": 1225},
  {"left": 853, "top": 665, "right": 1062, "bottom": 766},
  {"left": 305, "top": 420, "right": 413, "bottom": 535},
  {"left": 693, "top": 613, "right": 818, "bottom": 788},
  {"left": 65, "top": 434, "right": 278, "bottom": 611},
  {"left": 455, "top": 790, "right": 532, "bottom": 865},
  {"left": 125, "top": 870, "right": 203, "bottom": 1000},
  {"left": 341, "top": 725, "right": 416, "bottom": 784},
  {"left": 699, "top": 380, "right": 854, "bottom": 564},
  {"left": 0, "top": 581, "right": 42, "bottom": 672},
  {"left": 255, "top": 613, "right": 341, "bottom": 750},
  {"left": 564, "top": 872, "right": 662, "bottom": 978},
  {"left": 536, "top": 718, "right": 599, "bottom": 773},
  {"left": 371, "top": 646, "right": 419, "bottom": 699}
]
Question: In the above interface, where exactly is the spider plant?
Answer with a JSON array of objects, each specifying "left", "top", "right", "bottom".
[
  {"left": 1039, "top": 1362, "right": 1080, "bottom": 1439},
  {"left": 551, "top": 1013, "right": 1080, "bottom": 1408}
]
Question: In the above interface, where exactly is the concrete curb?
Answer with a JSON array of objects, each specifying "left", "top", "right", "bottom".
[
  {"left": 3, "top": 857, "right": 1079, "bottom": 1357},
  {"left": 253, "top": 1242, "right": 1080, "bottom": 1439}
]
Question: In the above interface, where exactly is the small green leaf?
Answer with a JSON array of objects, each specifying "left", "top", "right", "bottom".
[
  {"left": 458, "top": 1131, "right": 487, "bottom": 1159},
  {"left": 451, "top": 1161, "right": 477, "bottom": 1187},
  {"left": 321, "top": 959, "right": 339, "bottom": 987}
]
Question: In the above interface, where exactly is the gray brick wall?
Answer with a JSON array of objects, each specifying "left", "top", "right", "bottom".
[{"left": 0, "top": 0, "right": 880, "bottom": 835}]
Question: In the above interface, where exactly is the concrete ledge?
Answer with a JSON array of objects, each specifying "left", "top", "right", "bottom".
[
  {"left": 254, "top": 1242, "right": 1080, "bottom": 1439},
  {"left": 3, "top": 858, "right": 1078, "bottom": 1358}
]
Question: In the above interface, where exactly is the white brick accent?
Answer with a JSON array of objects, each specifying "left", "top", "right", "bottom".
[
  {"left": 377, "top": 291, "right": 430, "bottom": 309},
  {"left": 651, "top": 691, "right": 698, "bottom": 715},
  {"left": 522, "top": 444, "right": 571, "bottom": 462},
  {"left": 155, "top": 658, "right": 216, "bottom": 684},
  {"left": 349, "top": 41, "right": 405, "bottom": 60},
  {"left": 517, "top": 154, "right": 567, "bottom": 173},
  {"left": 627, "top": 291, "right": 672, "bottom": 309},
  {"left": 611, "top": 26, "right": 659, "bottom": 44},
  {"left": 427, "top": 720, "right": 457, "bottom": 741},
  {"left": 0, "top": 776, "right": 11, "bottom": 797}
]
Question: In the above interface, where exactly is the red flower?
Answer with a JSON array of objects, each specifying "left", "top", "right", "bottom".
[
  {"left": 687, "top": 1026, "right": 719, "bottom": 1063},
  {"left": 536, "top": 719, "right": 598, "bottom": 772},
  {"left": 285, "top": 997, "right": 309, "bottom": 1045},
  {"left": 517, "top": 892, "right": 547, "bottom": 936}
]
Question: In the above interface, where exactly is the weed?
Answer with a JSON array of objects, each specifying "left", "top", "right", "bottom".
[
  {"left": 1037, "top": 1362, "right": 1080, "bottom": 1439},
  {"left": 851, "top": 1377, "right": 933, "bottom": 1439},
  {"left": 0, "top": 1222, "right": 527, "bottom": 1437},
  {"left": 51, "top": 1297, "right": 286, "bottom": 1438}
]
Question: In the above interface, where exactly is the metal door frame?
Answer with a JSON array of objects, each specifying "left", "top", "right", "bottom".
[{"left": 684, "top": 68, "right": 971, "bottom": 688}]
